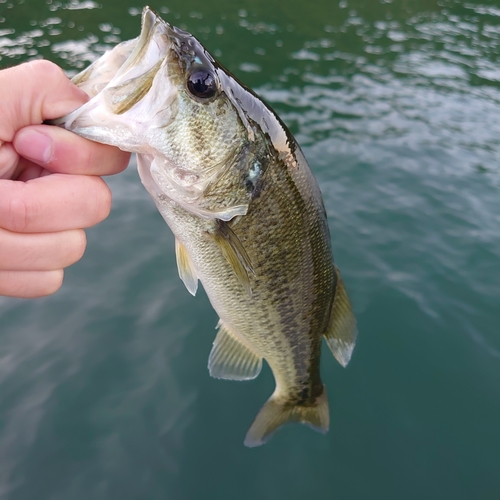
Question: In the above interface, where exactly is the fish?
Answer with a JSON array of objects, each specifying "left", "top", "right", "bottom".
[{"left": 53, "top": 6, "right": 357, "bottom": 447}]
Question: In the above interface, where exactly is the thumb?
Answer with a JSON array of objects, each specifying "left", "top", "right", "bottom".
[{"left": 0, "top": 60, "right": 88, "bottom": 143}]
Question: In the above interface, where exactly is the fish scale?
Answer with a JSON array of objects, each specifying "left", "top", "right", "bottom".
[{"left": 52, "top": 6, "right": 358, "bottom": 447}]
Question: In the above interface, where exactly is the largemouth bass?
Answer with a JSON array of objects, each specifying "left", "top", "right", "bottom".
[{"left": 54, "top": 7, "right": 357, "bottom": 447}]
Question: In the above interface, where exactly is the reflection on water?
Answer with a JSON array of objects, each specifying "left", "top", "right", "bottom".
[{"left": 1, "top": 1, "right": 500, "bottom": 499}]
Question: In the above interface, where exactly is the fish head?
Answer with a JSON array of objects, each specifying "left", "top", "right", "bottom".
[{"left": 58, "top": 7, "right": 266, "bottom": 220}]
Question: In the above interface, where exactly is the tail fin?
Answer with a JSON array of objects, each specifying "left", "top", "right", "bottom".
[{"left": 244, "top": 387, "right": 329, "bottom": 448}]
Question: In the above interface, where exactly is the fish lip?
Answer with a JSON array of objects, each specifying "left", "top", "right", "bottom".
[
  {"left": 50, "top": 8, "right": 179, "bottom": 135},
  {"left": 51, "top": 6, "right": 215, "bottom": 130}
]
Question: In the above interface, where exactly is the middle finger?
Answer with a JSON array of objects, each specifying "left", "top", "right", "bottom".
[
  {"left": 0, "top": 227, "right": 87, "bottom": 271},
  {"left": 0, "top": 174, "right": 112, "bottom": 233}
]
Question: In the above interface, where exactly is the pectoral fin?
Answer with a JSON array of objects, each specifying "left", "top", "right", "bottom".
[
  {"left": 208, "top": 321, "right": 262, "bottom": 380},
  {"left": 323, "top": 266, "right": 357, "bottom": 367},
  {"left": 175, "top": 238, "right": 198, "bottom": 296},
  {"left": 210, "top": 220, "right": 254, "bottom": 295}
]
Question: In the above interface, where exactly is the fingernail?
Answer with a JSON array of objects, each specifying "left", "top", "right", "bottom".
[{"left": 14, "top": 129, "right": 53, "bottom": 165}]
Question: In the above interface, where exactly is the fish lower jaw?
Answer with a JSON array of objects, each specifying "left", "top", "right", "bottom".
[{"left": 62, "top": 100, "right": 145, "bottom": 151}]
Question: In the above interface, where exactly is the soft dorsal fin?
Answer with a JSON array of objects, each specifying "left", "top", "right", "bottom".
[
  {"left": 175, "top": 238, "right": 198, "bottom": 296},
  {"left": 323, "top": 266, "right": 357, "bottom": 367},
  {"left": 208, "top": 320, "right": 262, "bottom": 380},
  {"left": 210, "top": 220, "right": 255, "bottom": 295}
]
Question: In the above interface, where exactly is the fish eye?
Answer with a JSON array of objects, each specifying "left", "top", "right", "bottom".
[{"left": 187, "top": 68, "right": 217, "bottom": 100}]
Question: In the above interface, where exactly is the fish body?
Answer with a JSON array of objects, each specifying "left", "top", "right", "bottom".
[{"left": 56, "top": 7, "right": 357, "bottom": 446}]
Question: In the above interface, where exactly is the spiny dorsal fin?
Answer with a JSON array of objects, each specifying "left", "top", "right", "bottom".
[
  {"left": 208, "top": 320, "right": 262, "bottom": 380},
  {"left": 323, "top": 266, "right": 357, "bottom": 367},
  {"left": 244, "top": 387, "right": 329, "bottom": 448},
  {"left": 211, "top": 220, "right": 254, "bottom": 295},
  {"left": 175, "top": 238, "right": 198, "bottom": 296}
]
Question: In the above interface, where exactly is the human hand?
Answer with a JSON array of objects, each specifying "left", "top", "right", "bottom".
[{"left": 0, "top": 60, "right": 131, "bottom": 298}]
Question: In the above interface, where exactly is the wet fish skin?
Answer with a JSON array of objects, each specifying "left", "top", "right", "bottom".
[{"left": 55, "top": 7, "right": 357, "bottom": 447}]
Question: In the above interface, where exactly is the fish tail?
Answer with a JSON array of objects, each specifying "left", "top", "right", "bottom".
[{"left": 244, "top": 386, "right": 329, "bottom": 448}]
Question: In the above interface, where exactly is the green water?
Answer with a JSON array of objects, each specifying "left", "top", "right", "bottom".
[{"left": 1, "top": 0, "right": 500, "bottom": 498}]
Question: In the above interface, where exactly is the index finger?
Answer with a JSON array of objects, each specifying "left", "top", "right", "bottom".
[
  {"left": 0, "top": 174, "right": 112, "bottom": 233},
  {"left": 14, "top": 124, "right": 131, "bottom": 176}
]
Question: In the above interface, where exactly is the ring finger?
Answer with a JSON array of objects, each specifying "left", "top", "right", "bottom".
[{"left": 0, "top": 227, "right": 87, "bottom": 271}]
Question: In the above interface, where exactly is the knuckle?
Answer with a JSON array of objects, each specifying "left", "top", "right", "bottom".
[
  {"left": 7, "top": 194, "right": 30, "bottom": 232},
  {"left": 0, "top": 142, "right": 20, "bottom": 179},
  {"left": 27, "top": 60, "right": 65, "bottom": 84},
  {"left": 29, "top": 270, "right": 64, "bottom": 297},
  {"left": 52, "top": 230, "right": 87, "bottom": 268},
  {"left": 0, "top": 269, "right": 64, "bottom": 298},
  {"left": 68, "top": 229, "right": 87, "bottom": 264},
  {"left": 115, "top": 151, "right": 131, "bottom": 173},
  {"left": 89, "top": 178, "right": 112, "bottom": 224},
  {"left": 34, "top": 270, "right": 64, "bottom": 297},
  {"left": 46, "top": 269, "right": 64, "bottom": 295},
  {"left": 76, "top": 141, "right": 95, "bottom": 173}
]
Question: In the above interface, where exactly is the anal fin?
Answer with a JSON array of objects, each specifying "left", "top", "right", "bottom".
[
  {"left": 175, "top": 238, "right": 198, "bottom": 296},
  {"left": 208, "top": 321, "right": 262, "bottom": 380},
  {"left": 323, "top": 266, "right": 358, "bottom": 367}
]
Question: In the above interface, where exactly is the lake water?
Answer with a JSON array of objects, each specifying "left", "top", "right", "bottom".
[{"left": 1, "top": 0, "right": 500, "bottom": 498}]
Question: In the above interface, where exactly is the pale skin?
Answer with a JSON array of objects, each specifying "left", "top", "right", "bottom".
[{"left": 0, "top": 60, "right": 131, "bottom": 298}]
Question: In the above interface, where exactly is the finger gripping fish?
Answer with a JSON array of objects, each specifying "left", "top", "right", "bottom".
[{"left": 55, "top": 6, "right": 357, "bottom": 447}]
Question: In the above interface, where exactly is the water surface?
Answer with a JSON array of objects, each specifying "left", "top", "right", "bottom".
[{"left": 1, "top": 0, "right": 500, "bottom": 499}]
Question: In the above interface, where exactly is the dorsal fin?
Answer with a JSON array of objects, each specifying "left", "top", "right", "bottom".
[
  {"left": 175, "top": 238, "right": 198, "bottom": 296},
  {"left": 323, "top": 266, "right": 357, "bottom": 367},
  {"left": 208, "top": 320, "right": 262, "bottom": 380}
]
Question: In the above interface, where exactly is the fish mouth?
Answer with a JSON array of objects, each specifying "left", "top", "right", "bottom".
[
  {"left": 50, "top": 7, "right": 188, "bottom": 150},
  {"left": 49, "top": 7, "right": 251, "bottom": 220}
]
